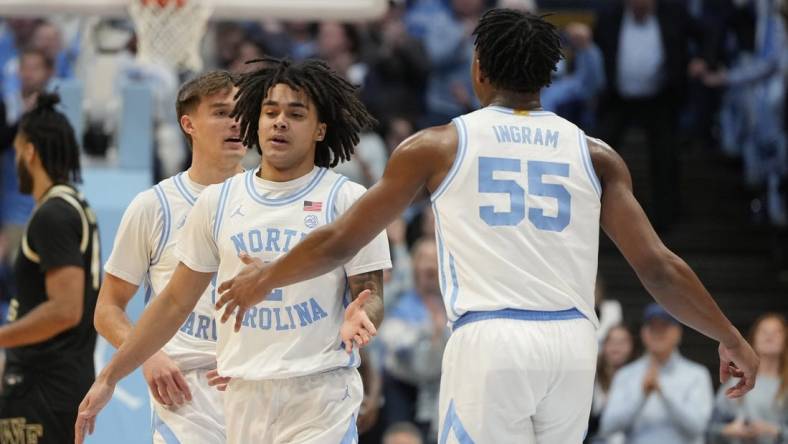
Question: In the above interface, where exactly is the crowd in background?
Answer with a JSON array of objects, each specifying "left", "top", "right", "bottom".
[{"left": 0, "top": 0, "right": 787, "bottom": 443}]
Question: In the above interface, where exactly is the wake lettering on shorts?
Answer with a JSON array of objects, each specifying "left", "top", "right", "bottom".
[{"left": 0, "top": 417, "right": 44, "bottom": 444}]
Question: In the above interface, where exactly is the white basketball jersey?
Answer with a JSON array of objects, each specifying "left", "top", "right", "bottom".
[
  {"left": 431, "top": 106, "right": 601, "bottom": 327},
  {"left": 176, "top": 167, "right": 391, "bottom": 380},
  {"left": 105, "top": 172, "right": 218, "bottom": 371}
]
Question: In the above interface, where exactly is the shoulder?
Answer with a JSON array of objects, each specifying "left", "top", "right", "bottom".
[
  {"left": 33, "top": 197, "right": 80, "bottom": 226},
  {"left": 587, "top": 136, "right": 629, "bottom": 185},
  {"left": 394, "top": 123, "right": 457, "bottom": 159}
]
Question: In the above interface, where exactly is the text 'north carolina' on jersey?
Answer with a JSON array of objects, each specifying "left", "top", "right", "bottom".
[
  {"left": 176, "top": 167, "right": 391, "bottom": 380},
  {"left": 104, "top": 172, "right": 219, "bottom": 371},
  {"left": 431, "top": 106, "right": 601, "bottom": 327}
]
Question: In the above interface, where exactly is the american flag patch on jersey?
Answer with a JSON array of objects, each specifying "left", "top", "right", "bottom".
[{"left": 303, "top": 201, "right": 323, "bottom": 211}]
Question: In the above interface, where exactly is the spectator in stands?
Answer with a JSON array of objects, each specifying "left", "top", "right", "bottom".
[
  {"left": 595, "top": 275, "right": 624, "bottom": 344},
  {"left": 600, "top": 303, "right": 714, "bottom": 444},
  {"left": 702, "top": 0, "right": 787, "bottom": 226},
  {"left": 708, "top": 312, "right": 788, "bottom": 444},
  {"left": 29, "top": 21, "right": 76, "bottom": 79},
  {"left": 587, "top": 325, "right": 635, "bottom": 444},
  {"left": 316, "top": 21, "right": 365, "bottom": 86},
  {"left": 228, "top": 39, "right": 266, "bottom": 74},
  {"left": 594, "top": 0, "right": 695, "bottom": 231},
  {"left": 358, "top": 348, "right": 384, "bottom": 442},
  {"left": 384, "top": 422, "right": 424, "bottom": 444},
  {"left": 360, "top": 0, "right": 430, "bottom": 128},
  {"left": 541, "top": 22, "right": 605, "bottom": 131},
  {"left": 405, "top": 0, "right": 483, "bottom": 126},
  {"left": 383, "top": 217, "right": 413, "bottom": 311},
  {"left": 378, "top": 238, "right": 447, "bottom": 443},
  {"left": 1, "top": 49, "right": 49, "bottom": 279}
]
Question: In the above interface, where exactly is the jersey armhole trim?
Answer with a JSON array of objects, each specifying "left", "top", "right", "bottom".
[
  {"left": 151, "top": 185, "right": 171, "bottom": 266},
  {"left": 326, "top": 175, "right": 349, "bottom": 224},
  {"left": 213, "top": 177, "right": 233, "bottom": 241},
  {"left": 430, "top": 116, "right": 468, "bottom": 202},
  {"left": 578, "top": 129, "right": 602, "bottom": 198}
]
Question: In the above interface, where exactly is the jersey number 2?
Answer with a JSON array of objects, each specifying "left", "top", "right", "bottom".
[{"left": 478, "top": 157, "right": 571, "bottom": 231}]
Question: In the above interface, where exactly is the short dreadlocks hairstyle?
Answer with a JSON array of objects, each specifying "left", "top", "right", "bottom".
[
  {"left": 472, "top": 8, "right": 563, "bottom": 94},
  {"left": 18, "top": 92, "right": 82, "bottom": 184},
  {"left": 231, "top": 57, "right": 377, "bottom": 168}
]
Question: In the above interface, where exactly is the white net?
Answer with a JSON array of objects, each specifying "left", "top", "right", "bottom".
[{"left": 128, "top": 0, "right": 212, "bottom": 72}]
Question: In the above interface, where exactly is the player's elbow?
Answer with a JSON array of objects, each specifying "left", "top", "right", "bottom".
[
  {"left": 55, "top": 302, "right": 83, "bottom": 330},
  {"left": 634, "top": 245, "right": 686, "bottom": 290},
  {"left": 93, "top": 303, "right": 113, "bottom": 337}
]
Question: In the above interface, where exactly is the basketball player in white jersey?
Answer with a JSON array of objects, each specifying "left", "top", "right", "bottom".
[
  {"left": 74, "top": 58, "right": 391, "bottom": 444},
  {"left": 212, "top": 9, "right": 761, "bottom": 444},
  {"left": 93, "top": 71, "right": 243, "bottom": 443}
]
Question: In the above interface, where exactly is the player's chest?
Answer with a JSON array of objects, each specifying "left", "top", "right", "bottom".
[{"left": 217, "top": 198, "right": 329, "bottom": 262}]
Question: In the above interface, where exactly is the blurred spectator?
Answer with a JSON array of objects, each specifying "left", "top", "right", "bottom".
[
  {"left": 600, "top": 303, "right": 713, "bottom": 444},
  {"left": 4, "top": 48, "right": 55, "bottom": 125},
  {"left": 594, "top": 0, "right": 695, "bottom": 231},
  {"left": 497, "top": 0, "right": 538, "bottom": 11},
  {"left": 228, "top": 39, "right": 266, "bottom": 74},
  {"left": 384, "top": 218, "right": 414, "bottom": 311},
  {"left": 213, "top": 22, "right": 247, "bottom": 69},
  {"left": 333, "top": 132, "right": 388, "bottom": 188},
  {"left": 542, "top": 22, "right": 605, "bottom": 130},
  {"left": 316, "top": 21, "right": 366, "bottom": 86},
  {"left": 702, "top": 0, "right": 787, "bottom": 226},
  {"left": 360, "top": 0, "right": 430, "bottom": 128},
  {"left": 708, "top": 312, "right": 788, "bottom": 444},
  {"left": 595, "top": 275, "right": 623, "bottom": 345},
  {"left": 358, "top": 348, "right": 384, "bottom": 441},
  {"left": 587, "top": 325, "right": 635, "bottom": 444},
  {"left": 284, "top": 22, "right": 317, "bottom": 61},
  {"left": 378, "top": 238, "right": 447, "bottom": 442},
  {"left": 383, "top": 421, "right": 424, "bottom": 444},
  {"left": 1, "top": 49, "right": 48, "bottom": 270},
  {"left": 405, "top": 0, "right": 483, "bottom": 126}
]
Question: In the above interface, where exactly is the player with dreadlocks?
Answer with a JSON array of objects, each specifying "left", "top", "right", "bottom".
[
  {"left": 214, "top": 9, "right": 759, "bottom": 443},
  {"left": 0, "top": 92, "right": 100, "bottom": 444},
  {"left": 75, "top": 58, "right": 391, "bottom": 444}
]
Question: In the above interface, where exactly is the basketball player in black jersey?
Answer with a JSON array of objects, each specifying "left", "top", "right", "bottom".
[{"left": 0, "top": 93, "right": 100, "bottom": 444}]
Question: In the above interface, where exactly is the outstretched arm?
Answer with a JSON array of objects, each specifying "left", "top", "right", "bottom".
[
  {"left": 590, "top": 137, "right": 758, "bottom": 397},
  {"left": 216, "top": 124, "right": 457, "bottom": 329},
  {"left": 75, "top": 263, "right": 212, "bottom": 443}
]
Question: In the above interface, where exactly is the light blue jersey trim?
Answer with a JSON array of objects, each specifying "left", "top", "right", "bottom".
[
  {"left": 326, "top": 175, "right": 349, "bottom": 224},
  {"left": 452, "top": 307, "right": 586, "bottom": 331},
  {"left": 431, "top": 117, "right": 468, "bottom": 202},
  {"left": 173, "top": 172, "right": 197, "bottom": 205},
  {"left": 440, "top": 400, "right": 475, "bottom": 444},
  {"left": 578, "top": 130, "right": 602, "bottom": 197},
  {"left": 431, "top": 202, "right": 461, "bottom": 320},
  {"left": 153, "top": 412, "right": 181, "bottom": 444},
  {"left": 151, "top": 185, "right": 171, "bottom": 266},
  {"left": 340, "top": 414, "right": 358, "bottom": 444},
  {"left": 213, "top": 178, "right": 233, "bottom": 241},
  {"left": 486, "top": 105, "right": 556, "bottom": 116},
  {"left": 244, "top": 168, "right": 328, "bottom": 206},
  {"left": 143, "top": 281, "right": 153, "bottom": 305}
]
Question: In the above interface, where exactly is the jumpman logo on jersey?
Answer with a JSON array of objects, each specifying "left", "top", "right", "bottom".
[
  {"left": 341, "top": 385, "right": 351, "bottom": 401},
  {"left": 230, "top": 205, "right": 245, "bottom": 218}
]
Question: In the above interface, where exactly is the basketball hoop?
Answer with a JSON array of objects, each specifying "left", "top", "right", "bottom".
[{"left": 128, "top": 0, "right": 212, "bottom": 72}]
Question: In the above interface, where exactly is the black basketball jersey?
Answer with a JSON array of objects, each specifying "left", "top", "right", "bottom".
[{"left": 6, "top": 184, "right": 101, "bottom": 408}]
